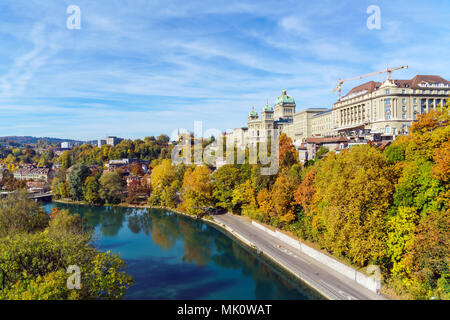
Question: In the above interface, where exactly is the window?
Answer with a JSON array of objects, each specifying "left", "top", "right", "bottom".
[
  {"left": 385, "top": 126, "right": 391, "bottom": 133},
  {"left": 413, "top": 98, "right": 417, "bottom": 103},
  {"left": 386, "top": 114, "right": 391, "bottom": 120},
  {"left": 402, "top": 105, "right": 406, "bottom": 111},
  {"left": 402, "top": 98, "right": 406, "bottom": 103},
  {"left": 385, "top": 89, "right": 390, "bottom": 94},
  {"left": 386, "top": 98, "right": 391, "bottom": 105},
  {"left": 422, "top": 90, "right": 426, "bottom": 94},
  {"left": 402, "top": 113, "right": 406, "bottom": 119},
  {"left": 385, "top": 106, "right": 391, "bottom": 112},
  {"left": 402, "top": 90, "right": 405, "bottom": 94},
  {"left": 413, "top": 105, "right": 417, "bottom": 111}
]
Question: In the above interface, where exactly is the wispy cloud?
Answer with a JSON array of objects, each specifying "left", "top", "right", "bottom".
[{"left": 0, "top": 0, "right": 449, "bottom": 140}]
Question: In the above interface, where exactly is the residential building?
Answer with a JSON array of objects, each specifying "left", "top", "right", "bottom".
[
  {"left": 106, "top": 136, "right": 123, "bottom": 146},
  {"left": 125, "top": 175, "right": 142, "bottom": 186},
  {"left": 14, "top": 166, "right": 53, "bottom": 182},
  {"left": 105, "top": 158, "right": 150, "bottom": 173},
  {"left": 61, "top": 142, "right": 73, "bottom": 149},
  {"left": 97, "top": 139, "right": 107, "bottom": 148}
]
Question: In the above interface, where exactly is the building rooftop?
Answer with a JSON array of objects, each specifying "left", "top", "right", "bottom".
[
  {"left": 249, "top": 107, "right": 258, "bottom": 117},
  {"left": 263, "top": 103, "right": 273, "bottom": 112},
  {"left": 342, "top": 75, "right": 450, "bottom": 98},
  {"left": 312, "top": 109, "right": 332, "bottom": 117},
  {"left": 305, "top": 137, "right": 349, "bottom": 144},
  {"left": 275, "top": 89, "right": 295, "bottom": 105},
  {"left": 15, "top": 167, "right": 50, "bottom": 175}
]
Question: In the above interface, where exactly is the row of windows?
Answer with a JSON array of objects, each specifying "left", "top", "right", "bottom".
[
  {"left": 386, "top": 98, "right": 446, "bottom": 106},
  {"left": 387, "top": 89, "right": 449, "bottom": 95},
  {"left": 385, "top": 126, "right": 409, "bottom": 134}
]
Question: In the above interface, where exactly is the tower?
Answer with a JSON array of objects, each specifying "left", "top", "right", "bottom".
[{"left": 274, "top": 89, "right": 296, "bottom": 120}]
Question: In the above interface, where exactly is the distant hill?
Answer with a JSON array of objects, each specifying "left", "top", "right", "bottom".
[{"left": 0, "top": 136, "right": 85, "bottom": 146}]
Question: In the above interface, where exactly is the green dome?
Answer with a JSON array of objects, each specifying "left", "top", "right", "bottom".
[
  {"left": 275, "top": 89, "right": 295, "bottom": 105},
  {"left": 249, "top": 108, "right": 258, "bottom": 117},
  {"left": 263, "top": 103, "right": 273, "bottom": 112}
]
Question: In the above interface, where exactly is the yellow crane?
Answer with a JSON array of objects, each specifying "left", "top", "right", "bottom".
[{"left": 333, "top": 65, "right": 408, "bottom": 98}]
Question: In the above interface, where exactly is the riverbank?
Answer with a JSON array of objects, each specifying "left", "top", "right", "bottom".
[
  {"left": 51, "top": 199, "right": 391, "bottom": 300},
  {"left": 214, "top": 213, "right": 387, "bottom": 300},
  {"left": 53, "top": 199, "right": 213, "bottom": 221}
]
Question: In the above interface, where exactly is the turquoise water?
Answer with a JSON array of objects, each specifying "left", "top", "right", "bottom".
[{"left": 44, "top": 202, "right": 324, "bottom": 300}]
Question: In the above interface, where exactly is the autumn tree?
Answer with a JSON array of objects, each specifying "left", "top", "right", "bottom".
[
  {"left": 271, "top": 174, "right": 299, "bottom": 226},
  {"left": 232, "top": 179, "right": 257, "bottom": 216},
  {"left": 402, "top": 209, "right": 449, "bottom": 299},
  {"left": 149, "top": 159, "right": 177, "bottom": 206},
  {"left": 126, "top": 179, "right": 143, "bottom": 204},
  {"left": 311, "top": 145, "right": 395, "bottom": 267},
  {"left": 278, "top": 133, "right": 298, "bottom": 170},
  {"left": 384, "top": 103, "right": 449, "bottom": 298},
  {"left": 294, "top": 167, "right": 317, "bottom": 213},
  {"left": 256, "top": 188, "right": 274, "bottom": 223},
  {"left": 84, "top": 174, "right": 103, "bottom": 205},
  {"left": 181, "top": 165, "right": 212, "bottom": 215}
]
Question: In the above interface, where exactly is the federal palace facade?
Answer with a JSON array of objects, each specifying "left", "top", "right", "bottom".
[{"left": 227, "top": 75, "right": 450, "bottom": 146}]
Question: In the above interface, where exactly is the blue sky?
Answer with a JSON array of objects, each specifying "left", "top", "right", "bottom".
[{"left": 0, "top": 0, "right": 449, "bottom": 140}]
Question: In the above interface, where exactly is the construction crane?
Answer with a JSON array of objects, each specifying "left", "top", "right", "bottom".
[{"left": 333, "top": 65, "right": 408, "bottom": 98}]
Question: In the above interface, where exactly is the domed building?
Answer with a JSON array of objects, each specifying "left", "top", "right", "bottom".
[
  {"left": 274, "top": 89, "right": 296, "bottom": 120},
  {"left": 245, "top": 90, "right": 296, "bottom": 144}
]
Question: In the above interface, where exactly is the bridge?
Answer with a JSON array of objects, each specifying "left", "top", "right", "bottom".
[
  {"left": 30, "top": 191, "right": 52, "bottom": 201},
  {"left": 0, "top": 191, "right": 52, "bottom": 201}
]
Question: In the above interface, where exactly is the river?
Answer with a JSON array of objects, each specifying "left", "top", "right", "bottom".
[{"left": 44, "top": 202, "right": 324, "bottom": 300}]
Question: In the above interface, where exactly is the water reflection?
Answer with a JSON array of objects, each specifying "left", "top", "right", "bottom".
[{"left": 45, "top": 203, "right": 324, "bottom": 300}]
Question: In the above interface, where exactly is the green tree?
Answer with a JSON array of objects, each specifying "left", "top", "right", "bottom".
[
  {"left": 61, "top": 151, "right": 72, "bottom": 171},
  {"left": 99, "top": 172, "right": 125, "bottom": 204},
  {"left": 0, "top": 190, "right": 49, "bottom": 238},
  {"left": 315, "top": 146, "right": 329, "bottom": 159},
  {"left": 84, "top": 175, "right": 103, "bottom": 205},
  {"left": 0, "top": 194, "right": 133, "bottom": 299},
  {"left": 212, "top": 165, "right": 242, "bottom": 212},
  {"left": 0, "top": 231, "right": 132, "bottom": 300},
  {"left": 68, "top": 164, "right": 91, "bottom": 201}
]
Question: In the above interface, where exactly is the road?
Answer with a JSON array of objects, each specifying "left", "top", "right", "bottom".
[{"left": 213, "top": 213, "right": 387, "bottom": 300}]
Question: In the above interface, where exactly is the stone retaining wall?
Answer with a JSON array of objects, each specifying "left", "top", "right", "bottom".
[{"left": 252, "top": 221, "right": 381, "bottom": 293}]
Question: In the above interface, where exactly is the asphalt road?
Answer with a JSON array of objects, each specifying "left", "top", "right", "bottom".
[{"left": 213, "top": 213, "right": 387, "bottom": 300}]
